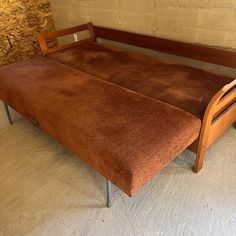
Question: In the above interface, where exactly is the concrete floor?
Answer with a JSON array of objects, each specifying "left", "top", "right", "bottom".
[{"left": 0, "top": 110, "right": 236, "bottom": 236}]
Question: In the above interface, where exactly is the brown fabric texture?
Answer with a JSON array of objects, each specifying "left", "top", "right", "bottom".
[
  {"left": 0, "top": 57, "right": 201, "bottom": 196},
  {"left": 47, "top": 42, "right": 233, "bottom": 119}
]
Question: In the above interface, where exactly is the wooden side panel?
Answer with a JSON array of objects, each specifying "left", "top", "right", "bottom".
[
  {"left": 215, "top": 91, "right": 236, "bottom": 113},
  {"left": 208, "top": 105, "right": 236, "bottom": 146},
  {"left": 194, "top": 79, "right": 236, "bottom": 172}
]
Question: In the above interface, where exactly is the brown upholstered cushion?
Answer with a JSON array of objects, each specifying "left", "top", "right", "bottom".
[
  {"left": 0, "top": 57, "right": 201, "bottom": 196},
  {"left": 47, "top": 42, "right": 233, "bottom": 119}
]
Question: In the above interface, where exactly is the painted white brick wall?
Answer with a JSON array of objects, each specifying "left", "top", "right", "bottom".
[{"left": 50, "top": 0, "right": 236, "bottom": 49}]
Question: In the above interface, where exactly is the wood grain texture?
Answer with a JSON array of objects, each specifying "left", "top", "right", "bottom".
[{"left": 194, "top": 79, "right": 236, "bottom": 172}]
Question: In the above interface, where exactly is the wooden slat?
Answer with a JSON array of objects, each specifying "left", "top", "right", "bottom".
[
  {"left": 47, "top": 38, "right": 93, "bottom": 54},
  {"left": 36, "top": 22, "right": 94, "bottom": 56},
  {"left": 215, "top": 90, "right": 236, "bottom": 114},
  {"left": 208, "top": 105, "right": 236, "bottom": 146},
  {"left": 93, "top": 26, "right": 236, "bottom": 68},
  {"left": 40, "top": 23, "right": 92, "bottom": 40}
]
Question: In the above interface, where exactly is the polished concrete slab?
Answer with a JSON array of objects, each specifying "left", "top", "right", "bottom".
[{"left": 0, "top": 114, "right": 235, "bottom": 236}]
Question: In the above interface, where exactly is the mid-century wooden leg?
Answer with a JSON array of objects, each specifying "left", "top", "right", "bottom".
[{"left": 194, "top": 146, "right": 206, "bottom": 173}]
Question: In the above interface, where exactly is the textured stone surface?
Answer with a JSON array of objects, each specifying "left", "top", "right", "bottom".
[
  {"left": 50, "top": 0, "right": 236, "bottom": 49},
  {"left": 0, "top": 108, "right": 235, "bottom": 236},
  {"left": 0, "top": 0, "right": 54, "bottom": 66}
]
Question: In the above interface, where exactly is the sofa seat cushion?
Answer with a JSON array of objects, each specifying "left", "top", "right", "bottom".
[
  {"left": 0, "top": 57, "right": 201, "bottom": 196},
  {"left": 47, "top": 42, "right": 233, "bottom": 119}
]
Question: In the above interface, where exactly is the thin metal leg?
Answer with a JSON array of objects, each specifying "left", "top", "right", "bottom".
[
  {"left": 106, "top": 179, "right": 112, "bottom": 208},
  {"left": 4, "top": 103, "right": 13, "bottom": 125}
]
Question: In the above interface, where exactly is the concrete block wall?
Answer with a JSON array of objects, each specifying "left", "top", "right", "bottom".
[{"left": 50, "top": 0, "right": 236, "bottom": 49}]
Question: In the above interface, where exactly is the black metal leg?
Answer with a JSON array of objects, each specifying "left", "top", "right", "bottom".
[
  {"left": 4, "top": 103, "right": 13, "bottom": 125},
  {"left": 106, "top": 179, "right": 112, "bottom": 208}
]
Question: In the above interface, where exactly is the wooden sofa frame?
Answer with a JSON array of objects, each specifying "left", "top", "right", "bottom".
[{"left": 36, "top": 23, "right": 236, "bottom": 174}]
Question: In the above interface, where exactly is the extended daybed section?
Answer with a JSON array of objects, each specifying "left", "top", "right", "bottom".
[
  {"left": 0, "top": 57, "right": 200, "bottom": 199},
  {"left": 36, "top": 23, "right": 236, "bottom": 173}
]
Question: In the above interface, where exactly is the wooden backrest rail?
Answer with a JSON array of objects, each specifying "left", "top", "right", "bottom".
[
  {"left": 37, "top": 23, "right": 236, "bottom": 68},
  {"left": 93, "top": 26, "right": 236, "bottom": 69}
]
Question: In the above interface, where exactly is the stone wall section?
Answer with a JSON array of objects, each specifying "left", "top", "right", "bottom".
[{"left": 50, "top": 0, "right": 236, "bottom": 50}]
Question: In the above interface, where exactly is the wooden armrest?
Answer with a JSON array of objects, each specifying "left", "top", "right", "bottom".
[
  {"left": 202, "top": 79, "right": 236, "bottom": 124},
  {"left": 214, "top": 79, "right": 236, "bottom": 114},
  {"left": 36, "top": 22, "right": 95, "bottom": 56},
  {"left": 199, "top": 79, "right": 236, "bottom": 145},
  {"left": 194, "top": 79, "right": 236, "bottom": 172},
  {"left": 222, "top": 79, "right": 236, "bottom": 92}
]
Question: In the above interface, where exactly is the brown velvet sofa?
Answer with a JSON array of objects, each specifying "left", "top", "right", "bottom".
[
  {"left": 37, "top": 23, "right": 236, "bottom": 173},
  {"left": 0, "top": 23, "right": 235, "bottom": 207},
  {"left": 0, "top": 57, "right": 200, "bottom": 200}
]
